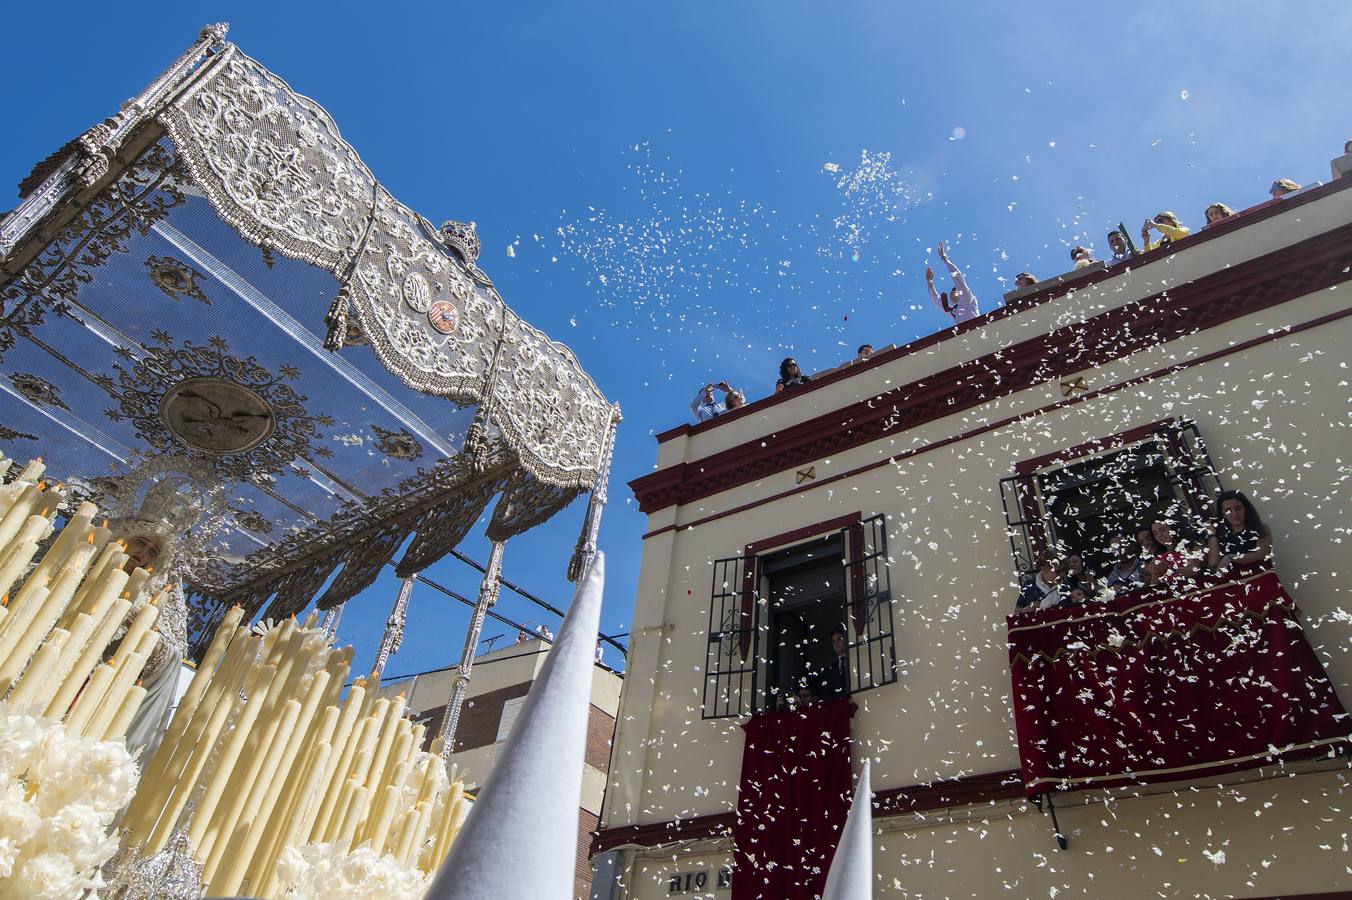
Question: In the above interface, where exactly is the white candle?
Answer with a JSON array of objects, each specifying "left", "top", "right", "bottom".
[
  {"left": 0, "top": 483, "right": 42, "bottom": 550},
  {"left": 46, "top": 594, "right": 129, "bottom": 723},
  {"left": 8, "top": 628, "right": 70, "bottom": 712},
  {"left": 0, "top": 540, "right": 96, "bottom": 684},
  {"left": 101, "top": 684, "right": 147, "bottom": 743},
  {"left": 112, "top": 601, "right": 159, "bottom": 667},
  {"left": 0, "top": 539, "right": 39, "bottom": 604},
  {"left": 80, "top": 650, "right": 145, "bottom": 740},
  {"left": 64, "top": 662, "right": 115, "bottom": 734}
]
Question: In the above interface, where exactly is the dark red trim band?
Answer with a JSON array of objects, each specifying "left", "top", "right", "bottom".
[
  {"left": 590, "top": 767, "right": 1024, "bottom": 854},
  {"left": 641, "top": 300, "right": 1352, "bottom": 540},
  {"left": 1012, "top": 417, "right": 1174, "bottom": 476},
  {"left": 654, "top": 177, "right": 1352, "bottom": 446},
  {"left": 745, "top": 512, "right": 861, "bottom": 555},
  {"left": 632, "top": 222, "right": 1352, "bottom": 516}
]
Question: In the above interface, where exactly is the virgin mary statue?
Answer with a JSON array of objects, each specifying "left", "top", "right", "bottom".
[{"left": 99, "top": 457, "right": 223, "bottom": 759}]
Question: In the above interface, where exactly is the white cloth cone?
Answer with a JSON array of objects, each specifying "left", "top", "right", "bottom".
[
  {"left": 426, "top": 553, "right": 606, "bottom": 900},
  {"left": 821, "top": 759, "right": 873, "bottom": 900}
]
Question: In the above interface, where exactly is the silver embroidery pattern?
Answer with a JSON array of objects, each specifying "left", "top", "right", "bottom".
[{"left": 157, "top": 47, "right": 612, "bottom": 489}]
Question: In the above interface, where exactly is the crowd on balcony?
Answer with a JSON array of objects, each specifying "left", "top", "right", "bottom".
[
  {"left": 687, "top": 140, "right": 1351, "bottom": 425},
  {"left": 1014, "top": 490, "right": 1272, "bottom": 614}
]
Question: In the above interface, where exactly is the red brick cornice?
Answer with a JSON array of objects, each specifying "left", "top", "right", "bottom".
[
  {"left": 590, "top": 768, "right": 1023, "bottom": 854},
  {"left": 630, "top": 222, "right": 1352, "bottom": 516}
]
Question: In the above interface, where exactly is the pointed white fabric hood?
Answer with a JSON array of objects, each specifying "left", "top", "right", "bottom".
[
  {"left": 426, "top": 554, "right": 606, "bottom": 900},
  {"left": 821, "top": 759, "right": 873, "bottom": 900}
]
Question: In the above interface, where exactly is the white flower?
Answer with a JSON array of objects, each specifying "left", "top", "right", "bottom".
[
  {"left": 9, "top": 851, "right": 79, "bottom": 900},
  {"left": 0, "top": 838, "right": 20, "bottom": 879}
]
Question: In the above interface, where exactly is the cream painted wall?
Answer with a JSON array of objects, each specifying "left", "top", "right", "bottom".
[{"left": 622, "top": 767, "right": 1352, "bottom": 898}]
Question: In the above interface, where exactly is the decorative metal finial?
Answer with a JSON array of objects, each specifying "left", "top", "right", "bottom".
[
  {"left": 199, "top": 22, "right": 230, "bottom": 44},
  {"left": 439, "top": 220, "right": 481, "bottom": 264}
]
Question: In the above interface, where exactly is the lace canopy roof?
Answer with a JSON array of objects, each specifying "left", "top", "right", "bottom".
[{"left": 0, "top": 25, "right": 618, "bottom": 629}]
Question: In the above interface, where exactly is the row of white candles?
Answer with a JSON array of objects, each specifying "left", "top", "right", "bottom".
[
  {"left": 0, "top": 452, "right": 472, "bottom": 896},
  {"left": 121, "top": 610, "right": 471, "bottom": 898},
  {"left": 0, "top": 454, "right": 160, "bottom": 742}
]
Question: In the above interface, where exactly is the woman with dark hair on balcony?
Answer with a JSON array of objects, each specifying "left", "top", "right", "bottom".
[
  {"left": 1145, "top": 517, "right": 1205, "bottom": 587},
  {"left": 1203, "top": 203, "right": 1235, "bottom": 226},
  {"left": 1070, "top": 246, "right": 1096, "bottom": 270},
  {"left": 1206, "top": 490, "right": 1273, "bottom": 572},
  {"left": 1015, "top": 553, "right": 1063, "bottom": 612},
  {"left": 1135, "top": 524, "right": 1163, "bottom": 559},
  {"left": 1104, "top": 533, "right": 1145, "bottom": 590},
  {"left": 774, "top": 358, "right": 810, "bottom": 393}
]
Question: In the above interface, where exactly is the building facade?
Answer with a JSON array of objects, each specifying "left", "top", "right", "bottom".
[
  {"left": 373, "top": 640, "right": 622, "bottom": 899},
  {"left": 595, "top": 169, "right": 1352, "bottom": 897}
]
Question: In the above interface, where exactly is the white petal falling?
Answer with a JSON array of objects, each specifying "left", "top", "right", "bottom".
[
  {"left": 425, "top": 553, "right": 606, "bottom": 900},
  {"left": 822, "top": 759, "right": 873, "bottom": 900}
]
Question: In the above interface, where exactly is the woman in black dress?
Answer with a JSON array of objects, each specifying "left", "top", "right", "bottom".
[
  {"left": 775, "top": 358, "right": 811, "bottom": 393},
  {"left": 1206, "top": 490, "right": 1273, "bottom": 572}
]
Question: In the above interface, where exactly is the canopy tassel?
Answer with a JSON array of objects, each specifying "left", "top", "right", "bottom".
[{"left": 322, "top": 285, "right": 350, "bottom": 352}]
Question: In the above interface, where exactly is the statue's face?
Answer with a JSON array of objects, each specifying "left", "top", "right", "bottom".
[{"left": 124, "top": 534, "right": 164, "bottom": 571}]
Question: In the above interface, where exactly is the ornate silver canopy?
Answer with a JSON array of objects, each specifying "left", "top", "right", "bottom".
[{"left": 0, "top": 25, "right": 618, "bottom": 646}]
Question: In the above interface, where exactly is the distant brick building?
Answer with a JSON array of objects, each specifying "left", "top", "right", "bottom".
[{"left": 373, "top": 640, "right": 622, "bottom": 899}]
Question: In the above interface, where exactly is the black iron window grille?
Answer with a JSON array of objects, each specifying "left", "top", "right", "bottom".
[
  {"left": 998, "top": 418, "right": 1223, "bottom": 577},
  {"left": 701, "top": 514, "right": 896, "bottom": 719}
]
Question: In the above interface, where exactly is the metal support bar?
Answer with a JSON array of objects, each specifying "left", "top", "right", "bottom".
[
  {"left": 438, "top": 539, "right": 505, "bottom": 758},
  {"left": 371, "top": 576, "right": 414, "bottom": 677},
  {"left": 1045, "top": 792, "right": 1068, "bottom": 850},
  {"left": 319, "top": 602, "right": 344, "bottom": 641}
]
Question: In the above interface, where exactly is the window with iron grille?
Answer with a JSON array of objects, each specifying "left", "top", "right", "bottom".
[
  {"left": 702, "top": 514, "right": 896, "bottom": 719},
  {"left": 998, "top": 418, "right": 1222, "bottom": 577}
]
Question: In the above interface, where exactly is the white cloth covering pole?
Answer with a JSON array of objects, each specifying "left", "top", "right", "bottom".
[
  {"left": 822, "top": 759, "right": 873, "bottom": 900},
  {"left": 425, "top": 553, "right": 606, "bottom": 900}
]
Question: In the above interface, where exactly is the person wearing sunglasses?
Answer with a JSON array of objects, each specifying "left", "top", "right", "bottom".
[{"left": 1269, "top": 178, "right": 1301, "bottom": 199}]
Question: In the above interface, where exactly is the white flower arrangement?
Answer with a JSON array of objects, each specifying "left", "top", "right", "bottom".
[
  {"left": 0, "top": 700, "right": 139, "bottom": 899},
  {"left": 275, "top": 842, "right": 432, "bottom": 900}
]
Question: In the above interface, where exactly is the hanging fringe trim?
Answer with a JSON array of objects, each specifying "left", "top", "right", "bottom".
[
  {"left": 463, "top": 406, "right": 491, "bottom": 474},
  {"left": 323, "top": 285, "right": 351, "bottom": 351}
]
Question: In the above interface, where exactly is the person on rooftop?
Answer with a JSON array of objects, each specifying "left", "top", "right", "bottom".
[
  {"left": 855, "top": 343, "right": 874, "bottom": 363},
  {"left": 1141, "top": 211, "right": 1190, "bottom": 251},
  {"left": 1204, "top": 203, "right": 1235, "bottom": 226},
  {"left": 925, "top": 240, "right": 979, "bottom": 324},
  {"left": 775, "top": 358, "right": 810, "bottom": 393},
  {"left": 1070, "top": 246, "right": 1096, "bottom": 269},
  {"left": 1013, "top": 272, "right": 1038, "bottom": 290},
  {"left": 690, "top": 382, "right": 741, "bottom": 422},
  {"left": 1269, "top": 178, "right": 1301, "bottom": 198},
  {"left": 1107, "top": 230, "right": 1133, "bottom": 264}
]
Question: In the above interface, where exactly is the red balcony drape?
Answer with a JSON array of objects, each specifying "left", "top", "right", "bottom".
[
  {"left": 733, "top": 698, "right": 853, "bottom": 900},
  {"left": 1008, "top": 570, "right": 1349, "bottom": 797}
]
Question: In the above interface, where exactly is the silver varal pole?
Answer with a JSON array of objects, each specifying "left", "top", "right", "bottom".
[
  {"left": 371, "top": 576, "right": 414, "bottom": 677},
  {"left": 439, "top": 539, "right": 505, "bottom": 757},
  {"left": 568, "top": 404, "right": 622, "bottom": 583}
]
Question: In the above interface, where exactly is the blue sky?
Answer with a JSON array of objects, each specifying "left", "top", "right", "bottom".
[{"left": 4, "top": 2, "right": 1349, "bottom": 679}]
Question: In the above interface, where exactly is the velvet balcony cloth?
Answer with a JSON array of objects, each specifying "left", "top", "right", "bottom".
[
  {"left": 1008, "top": 569, "right": 1349, "bottom": 797},
  {"left": 733, "top": 698, "right": 853, "bottom": 900}
]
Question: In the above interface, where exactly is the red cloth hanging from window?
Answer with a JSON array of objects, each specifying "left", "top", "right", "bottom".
[
  {"left": 1007, "top": 570, "right": 1350, "bottom": 797},
  {"left": 732, "top": 699, "right": 853, "bottom": 900}
]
